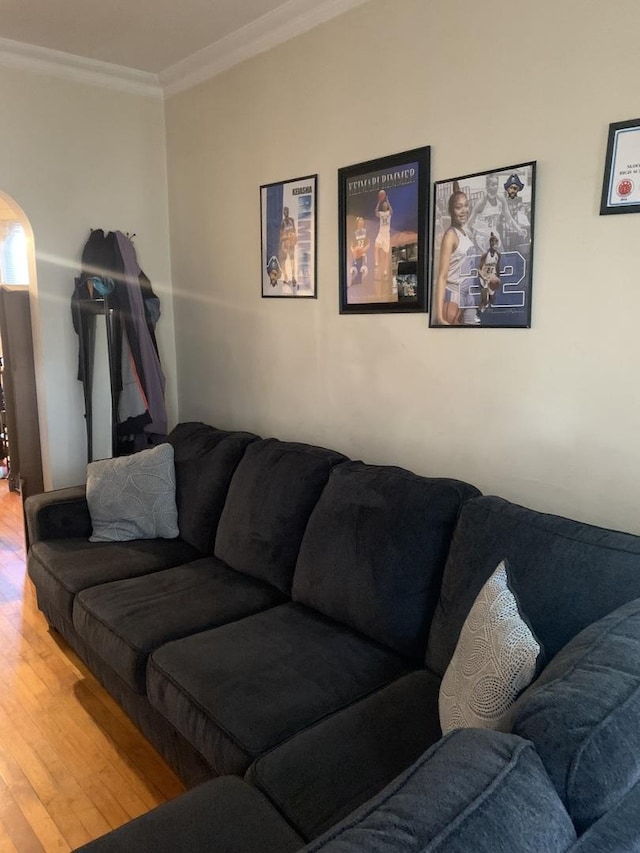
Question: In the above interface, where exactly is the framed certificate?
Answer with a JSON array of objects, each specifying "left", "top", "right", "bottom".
[{"left": 600, "top": 119, "right": 640, "bottom": 215}]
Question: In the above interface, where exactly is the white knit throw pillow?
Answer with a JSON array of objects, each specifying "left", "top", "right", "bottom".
[{"left": 439, "top": 559, "right": 542, "bottom": 734}]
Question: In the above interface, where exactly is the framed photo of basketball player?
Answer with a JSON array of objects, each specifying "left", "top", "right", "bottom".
[
  {"left": 429, "top": 161, "right": 537, "bottom": 329},
  {"left": 338, "top": 146, "right": 430, "bottom": 314},
  {"left": 261, "top": 174, "right": 317, "bottom": 298},
  {"left": 600, "top": 119, "right": 640, "bottom": 215}
]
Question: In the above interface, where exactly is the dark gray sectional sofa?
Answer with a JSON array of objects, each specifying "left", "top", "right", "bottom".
[{"left": 25, "top": 422, "right": 640, "bottom": 852}]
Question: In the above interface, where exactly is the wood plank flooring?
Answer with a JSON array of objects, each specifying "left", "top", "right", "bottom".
[{"left": 0, "top": 483, "right": 185, "bottom": 851}]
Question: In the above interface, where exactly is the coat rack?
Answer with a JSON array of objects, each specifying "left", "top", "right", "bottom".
[
  {"left": 74, "top": 289, "right": 119, "bottom": 463},
  {"left": 73, "top": 228, "right": 168, "bottom": 463}
]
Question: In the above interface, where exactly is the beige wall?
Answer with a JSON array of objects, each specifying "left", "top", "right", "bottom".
[
  {"left": 166, "top": 0, "right": 640, "bottom": 533},
  {"left": 0, "top": 67, "right": 177, "bottom": 488}
]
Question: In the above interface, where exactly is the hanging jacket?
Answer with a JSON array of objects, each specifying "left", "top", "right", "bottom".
[
  {"left": 114, "top": 231, "right": 167, "bottom": 440},
  {"left": 72, "top": 229, "right": 168, "bottom": 456}
]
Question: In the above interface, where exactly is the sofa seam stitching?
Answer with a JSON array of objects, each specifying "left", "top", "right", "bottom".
[
  {"left": 567, "top": 680, "right": 640, "bottom": 815},
  {"left": 423, "top": 741, "right": 535, "bottom": 851}
]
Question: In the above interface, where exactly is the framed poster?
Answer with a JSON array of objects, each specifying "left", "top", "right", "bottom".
[
  {"left": 600, "top": 119, "right": 640, "bottom": 215},
  {"left": 261, "top": 174, "right": 317, "bottom": 297},
  {"left": 429, "top": 161, "right": 536, "bottom": 329},
  {"left": 338, "top": 147, "right": 430, "bottom": 314}
]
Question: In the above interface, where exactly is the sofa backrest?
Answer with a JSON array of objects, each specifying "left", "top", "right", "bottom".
[
  {"left": 426, "top": 495, "right": 640, "bottom": 677},
  {"left": 507, "top": 596, "right": 640, "bottom": 836},
  {"left": 168, "top": 422, "right": 259, "bottom": 554},
  {"left": 292, "top": 462, "right": 480, "bottom": 662},
  {"left": 569, "top": 781, "right": 640, "bottom": 851},
  {"left": 215, "top": 439, "right": 348, "bottom": 594}
]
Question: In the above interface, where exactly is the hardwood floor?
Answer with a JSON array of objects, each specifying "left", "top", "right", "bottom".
[{"left": 0, "top": 482, "right": 185, "bottom": 852}]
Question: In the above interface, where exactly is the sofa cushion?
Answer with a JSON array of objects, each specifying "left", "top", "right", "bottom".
[
  {"left": 87, "top": 444, "right": 179, "bottom": 542},
  {"left": 508, "top": 597, "right": 640, "bottom": 834},
  {"left": 426, "top": 495, "right": 640, "bottom": 677},
  {"left": 300, "top": 728, "right": 577, "bottom": 853},
  {"left": 168, "top": 422, "right": 259, "bottom": 554},
  {"left": 73, "top": 775, "right": 303, "bottom": 853},
  {"left": 73, "top": 557, "right": 287, "bottom": 693},
  {"left": 147, "top": 602, "right": 408, "bottom": 776},
  {"left": 28, "top": 537, "right": 201, "bottom": 622},
  {"left": 292, "top": 463, "right": 479, "bottom": 661},
  {"left": 215, "top": 439, "right": 347, "bottom": 594},
  {"left": 247, "top": 670, "right": 443, "bottom": 841},
  {"left": 439, "top": 559, "right": 543, "bottom": 733}
]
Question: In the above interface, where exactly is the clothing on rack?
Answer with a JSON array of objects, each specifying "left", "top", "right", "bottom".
[{"left": 71, "top": 229, "right": 167, "bottom": 459}]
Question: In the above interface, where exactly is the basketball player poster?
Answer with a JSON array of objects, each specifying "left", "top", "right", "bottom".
[
  {"left": 338, "top": 147, "right": 430, "bottom": 314},
  {"left": 429, "top": 161, "right": 536, "bottom": 329},
  {"left": 260, "top": 174, "right": 317, "bottom": 298}
]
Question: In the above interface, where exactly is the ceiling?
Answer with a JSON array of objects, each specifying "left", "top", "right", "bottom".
[{"left": 0, "top": 0, "right": 368, "bottom": 95}]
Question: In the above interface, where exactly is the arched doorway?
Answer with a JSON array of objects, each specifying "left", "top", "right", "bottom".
[{"left": 0, "top": 191, "right": 44, "bottom": 507}]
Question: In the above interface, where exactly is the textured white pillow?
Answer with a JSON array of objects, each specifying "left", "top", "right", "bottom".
[
  {"left": 87, "top": 443, "right": 179, "bottom": 542},
  {"left": 439, "top": 559, "right": 542, "bottom": 734}
]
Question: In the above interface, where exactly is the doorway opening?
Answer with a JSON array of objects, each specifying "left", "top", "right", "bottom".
[{"left": 0, "top": 191, "right": 44, "bottom": 520}]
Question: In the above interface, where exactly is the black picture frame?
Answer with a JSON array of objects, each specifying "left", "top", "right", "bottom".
[
  {"left": 600, "top": 119, "right": 640, "bottom": 215},
  {"left": 260, "top": 174, "right": 317, "bottom": 298},
  {"left": 338, "top": 147, "right": 430, "bottom": 314},
  {"left": 429, "top": 161, "right": 536, "bottom": 329}
]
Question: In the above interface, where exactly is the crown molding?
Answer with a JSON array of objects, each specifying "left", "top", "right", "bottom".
[
  {"left": 160, "top": 0, "right": 370, "bottom": 97},
  {"left": 0, "top": 0, "right": 368, "bottom": 100},
  {"left": 0, "top": 36, "right": 162, "bottom": 98}
]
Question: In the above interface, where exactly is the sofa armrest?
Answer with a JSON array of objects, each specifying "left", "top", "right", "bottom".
[
  {"left": 25, "top": 485, "right": 92, "bottom": 544},
  {"left": 73, "top": 776, "right": 303, "bottom": 853}
]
